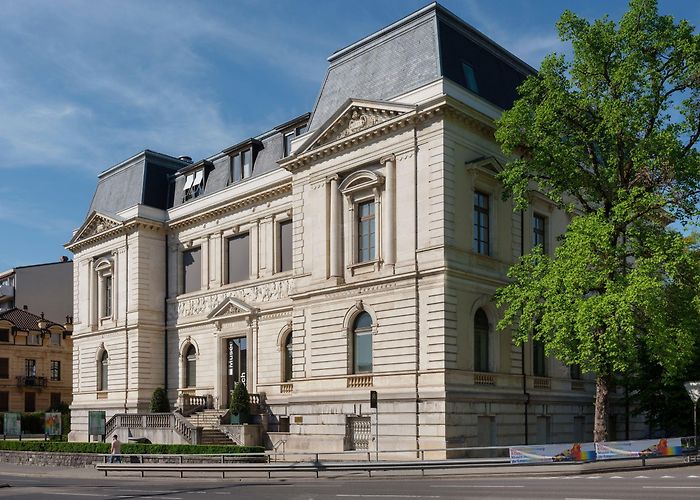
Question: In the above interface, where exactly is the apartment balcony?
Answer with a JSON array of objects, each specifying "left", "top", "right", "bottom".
[
  {"left": 0, "top": 284, "right": 14, "bottom": 300},
  {"left": 16, "top": 376, "right": 48, "bottom": 388}
]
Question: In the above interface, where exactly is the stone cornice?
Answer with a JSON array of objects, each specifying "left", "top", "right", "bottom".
[
  {"left": 65, "top": 217, "right": 164, "bottom": 253},
  {"left": 168, "top": 180, "right": 292, "bottom": 231}
]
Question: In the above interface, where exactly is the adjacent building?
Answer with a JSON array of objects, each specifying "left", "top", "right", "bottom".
[
  {"left": 0, "top": 308, "right": 73, "bottom": 414},
  {"left": 0, "top": 258, "right": 74, "bottom": 324},
  {"left": 66, "top": 3, "right": 644, "bottom": 450}
]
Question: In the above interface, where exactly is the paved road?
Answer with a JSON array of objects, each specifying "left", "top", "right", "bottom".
[{"left": 3, "top": 464, "right": 700, "bottom": 499}]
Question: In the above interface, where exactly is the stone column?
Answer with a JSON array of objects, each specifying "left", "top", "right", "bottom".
[
  {"left": 381, "top": 154, "right": 396, "bottom": 269},
  {"left": 329, "top": 175, "right": 341, "bottom": 277}
]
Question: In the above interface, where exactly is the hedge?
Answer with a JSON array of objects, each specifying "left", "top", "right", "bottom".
[{"left": 0, "top": 441, "right": 264, "bottom": 455}]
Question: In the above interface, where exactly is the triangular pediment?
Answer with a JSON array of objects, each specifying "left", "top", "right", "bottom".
[
  {"left": 68, "top": 211, "right": 123, "bottom": 246},
  {"left": 298, "top": 99, "right": 415, "bottom": 154},
  {"left": 207, "top": 297, "right": 254, "bottom": 319}
]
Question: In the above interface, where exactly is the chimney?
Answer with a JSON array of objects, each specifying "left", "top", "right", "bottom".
[
  {"left": 178, "top": 156, "right": 193, "bottom": 163},
  {"left": 60, "top": 256, "right": 69, "bottom": 263},
  {"left": 23, "top": 305, "right": 28, "bottom": 310}
]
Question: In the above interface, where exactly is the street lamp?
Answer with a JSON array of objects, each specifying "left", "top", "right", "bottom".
[{"left": 683, "top": 381, "right": 700, "bottom": 453}]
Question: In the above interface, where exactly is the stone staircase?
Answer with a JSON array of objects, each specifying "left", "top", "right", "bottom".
[{"left": 185, "top": 409, "right": 235, "bottom": 445}]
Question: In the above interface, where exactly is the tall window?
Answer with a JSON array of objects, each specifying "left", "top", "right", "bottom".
[
  {"left": 533, "top": 214, "right": 546, "bottom": 251},
  {"left": 25, "top": 392, "right": 35, "bottom": 412},
  {"left": 25, "top": 359, "right": 36, "bottom": 377},
  {"left": 0, "top": 392, "right": 8, "bottom": 412},
  {"left": 51, "top": 360, "right": 61, "bottom": 381},
  {"left": 50, "top": 392, "right": 61, "bottom": 410},
  {"left": 357, "top": 201, "right": 376, "bottom": 263},
  {"left": 278, "top": 220, "right": 293, "bottom": 273},
  {"left": 183, "top": 169, "right": 205, "bottom": 201},
  {"left": 227, "top": 233, "right": 250, "bottom": 284},
  {"left": 473, "top": 191, "right": 490, "bottom": 255},
  {"left": 474, "top": 309, "right": 490, "bottom": 372},
  {"left": 352, "top": 312, "right": 373, "bottom": 373},
  {"left": 98, "top": 351, "right": 108, "bottom": 391},
  {"left": 50, "top": 332, "right": 61, "bottom": 346},
  {"left": 183, "top": 247, "right": 201, "bottom": 294},
  {"left": 283, "top": 333, "right": 293, "bottom": 382},
  {"left": 533, "top": 340, "right": 547, "bottom": 377},
  {"left": 0, "top": 328, "right": 9, "bottom": 342},
  {"left": 103, "top": 274, "right": 113, "bottom": 317},
  {"left": 27, "top": 332, "right": 41, "bottom": 345},
  {"left": 185, "top": 345, "right": 197, "bottom": 388},
  {"left": 0, "top": 358, "right": 8, "bottom": 379}
]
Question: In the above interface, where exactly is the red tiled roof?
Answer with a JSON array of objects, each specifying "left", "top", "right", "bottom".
[{"left": 0, "top": 308, "right": 61, "bottom": 331}]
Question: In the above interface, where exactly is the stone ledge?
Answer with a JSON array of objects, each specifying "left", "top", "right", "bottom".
[{"left": 0, "top": 451, "right": 101, "bottom": 468}]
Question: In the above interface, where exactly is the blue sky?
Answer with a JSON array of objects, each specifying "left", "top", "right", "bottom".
[{"left": 0, "top": 0, "right": 698, "bottom": 270}]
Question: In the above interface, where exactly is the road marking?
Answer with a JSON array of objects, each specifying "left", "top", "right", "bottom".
[
  {"left": 434, "top": 485, "right": 525, "bottom": 489},
  {"left": 609, "top": 476, "right": 623, "bottom": 479},
  {"left": 661, "top": 475, "right": 675, "bottom": 478},
  {"left": 643, "top": 486, "right": 700, "bottom": 489},
  {"left": 337, "top": 496, "right": 441, "bottom": 498},
  {"left": 689, "top": 475, "right": 699, "bottom": 478},
  {"left": 586, "top": 476, "right": 600, "bottom": 479},
  {"left": 54, "top": 494, "right": 108, "bottom": 498},
  {"left": 566, "top": 498, "right": 625, "bottom": 500},
  {"left": 633, "top": 475, "right": 648, "bottom": 478}
]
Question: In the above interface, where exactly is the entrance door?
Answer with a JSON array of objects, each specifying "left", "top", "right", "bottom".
[{"left": 226, "top": 337, "right": 247, "bottom": 406}]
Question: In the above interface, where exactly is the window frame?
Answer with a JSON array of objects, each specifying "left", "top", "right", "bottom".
[
  {"left": 226, "top": 232, "right": 251, "bottom": 285},
  {"left": 351, "top": 311, "right": 374, "bottom": 374},
  {"left": 229, "top": 148, "right": 253, "bottom": 184},
  {"left": 51, "top": 360, "right": 61, "bottom": 381},
  {"left": 0, "top": 357, "right": 8, "bottom": 379},
  {"left": 473, "top": 190, "right": 490, "bottom": 256},
  {"left": 182, "top": 246, "right": 202, "bottom": 294},
  {"left": 98, "top": 350, "right": 109, "bottom": 392},
  {"left": 183, "top": 168, "right": 206, "bottom": 201},
  {"left": 24, "top": 358, "right": 36, "bottom": 377},
  {"left": 94, "top": 257, "right": 115, "bottom": 322},
  {"left": 532, "top": 339, "right": 547, "bottom": 377},
  {"left": 185, "top": 344, "right": 197, "bottom": 388},
  {"left": 532, "top": 213, "right": 546, "bottom": 252},
  {"left": 356, "top": 199, "right": 376, "bottom": 263},
  {"left": 474, "top": 309, "right": 490, "bottom": 373},
  {"left": 276, "top": 218, "right": 293, "bottom": 274},
  {"left": 0, "top": 328, "right": 10, "bottom": 343},
  {"left": 283, "top": 332, "right": 293, "bottom": 382}
]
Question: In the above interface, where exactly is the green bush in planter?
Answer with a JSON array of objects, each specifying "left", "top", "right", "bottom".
[
  {"left": 149, "top": 387, "right": 170, "bottom": 413},
  {"left": 229, "top": 382, "right": 250, "bottom": 424}
]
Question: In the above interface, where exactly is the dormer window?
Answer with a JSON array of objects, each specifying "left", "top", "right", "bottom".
[
  {"left": 183, "top": 169, "right": 205, "bottom": 201},
  {"left": 230, "top": 149, "right": 252, "bottom": 184},
  {"left": 283, "top": 125, "right": 307, "bottom": 157}
]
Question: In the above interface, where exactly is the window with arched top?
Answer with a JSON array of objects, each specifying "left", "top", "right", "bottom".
[
  {"left": 98, "top": 351, "right": 109, "bottom": 391},
  {"left": 185, "top": 345, "right": 197, "bottom": 388},
  {"left": 283, "top": 333, "right": 293, "bottom": 382},
  {"left": 474, "top": 309, "right": 490, "bottom": 372},
  {"left": 352, "top": 312, "right": 373, "bottom": 374}
]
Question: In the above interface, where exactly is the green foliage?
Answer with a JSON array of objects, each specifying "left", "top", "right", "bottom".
[
  {"left": 0, "top": 440, "right": 263, "bottom": 454},
  {"left": 229, "top": 382, "right": 251, "bottom": 424},
  {"left": 48, "top": 401, "right": 70, "bottom": 414},
  {"left": 495, "top": 0, "right": 700, "bottom": 440},
  {"left": 149, "top": 387, "right": 171, "bottom": 413},
  {"left": 20, "top": 412, "right": 45, "bottom": 434}
]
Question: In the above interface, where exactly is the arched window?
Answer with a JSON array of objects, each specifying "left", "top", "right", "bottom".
[
  {"left": 185, "top": 345, "right": 197, "bottom": 388},
  {"left": 474, "top": 309, "right": 490, "bottom": 372},
  {"left": 352, "top": 312, "right": 373, "bottom": 374},
  {"left": 283, "top": 333, "right": 293, "bottom": 382},
  {"left": 98, "top": 351, "right": 109, "bottom": 391}
]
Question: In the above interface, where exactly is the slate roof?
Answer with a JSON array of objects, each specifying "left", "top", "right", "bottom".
[
  {"left": 308, "top": 2, "right": 535, "bottom": 131},
  {"left": 0, "top": 308, "right": 62, "bottom": 332}
]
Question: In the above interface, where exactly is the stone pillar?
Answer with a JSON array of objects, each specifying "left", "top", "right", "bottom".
[
  {"left": 381, "top": 154, "right": 396, "bottom": 269},
  {"left": 329, "top": 175, "right": 341, "bottom": 277}
]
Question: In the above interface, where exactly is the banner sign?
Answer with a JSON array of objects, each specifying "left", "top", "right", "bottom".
[
  {"left": 509, "top": 442, "right": 596, "bottom": 463},
  {"left": 88, "top": 410, "right": 106, "bottom": 436},
  {"left": 595, "top": 438, "right": 683, "bottom": 460},
  {"left": 45, "top": 412, "right": 62, "bottom": 436},
  {"left": 3, "top": 413, "right": 21, "bottom": 436}
]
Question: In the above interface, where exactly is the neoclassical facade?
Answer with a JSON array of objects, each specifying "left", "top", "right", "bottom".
[{"left": 66, "top": 4, "right": 644, "bottom": 450}]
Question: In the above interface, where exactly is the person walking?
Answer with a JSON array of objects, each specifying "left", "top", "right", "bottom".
[{"left": 110, "top": 435, "right": 122, "bottom": 463}]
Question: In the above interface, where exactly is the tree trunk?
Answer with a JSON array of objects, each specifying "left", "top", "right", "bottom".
[{"left": 594, "top": 374, "right": 610, "bottom": 443}]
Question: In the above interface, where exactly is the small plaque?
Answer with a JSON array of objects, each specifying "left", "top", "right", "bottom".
[{"left": 294, "top": 416, "right": 303, "bottom": 424}]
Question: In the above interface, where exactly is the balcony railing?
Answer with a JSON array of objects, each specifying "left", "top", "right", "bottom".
[{"left": 16, "top": 376, "right": 47, "bottom": 388}]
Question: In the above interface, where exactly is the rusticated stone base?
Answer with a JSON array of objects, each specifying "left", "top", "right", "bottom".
[{"left": 0, "top": 451, "right": 101, "bottom": 467}]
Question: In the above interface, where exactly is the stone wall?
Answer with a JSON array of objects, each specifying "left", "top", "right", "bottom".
[{"left": 0, "top": 450, "right": 101, "bottom": 467}]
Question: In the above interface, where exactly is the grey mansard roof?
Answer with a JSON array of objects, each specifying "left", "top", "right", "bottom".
[{"left": 308, "top": 2, "right": 535, "bottom": 131}]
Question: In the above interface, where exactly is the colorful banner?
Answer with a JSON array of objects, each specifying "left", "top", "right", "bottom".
[
  {"left": 595, "top": 438, "right": 683, "bottom": 460},
  {"left": 509, "top": 442, "right": 596, "bottom": 463},
  {"left": 3, "top": 413, "right": 21, "bottom": 436},
  {"left": 45, "top": 412, "right": 62, "bottom": 436},
  {"left": 88, "top": 410, "right": 106, "bottom": 436}
]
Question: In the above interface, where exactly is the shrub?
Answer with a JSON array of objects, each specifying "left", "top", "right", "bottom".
[
  {"left": 229, "top": 382, "right": 251, "bottom": 424},
  {"left": 149, "top": 387, "right": 170, "bottom": 413},
  {"left": 21, "top": 412, "right": 45, "bottom": 434},
  {"left": 0, "top": 440, "right": 263, "bottom": 455}
]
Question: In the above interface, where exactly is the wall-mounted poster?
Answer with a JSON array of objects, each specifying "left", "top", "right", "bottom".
[
  {"left": 3, "top": 413, "right": 21, "bottom": 436},
  {"left": 45, "top": 412, "right": 62, "bottom": 436},
  {"left": 88, "top": 411, "right": 106, "bottom": 436}
]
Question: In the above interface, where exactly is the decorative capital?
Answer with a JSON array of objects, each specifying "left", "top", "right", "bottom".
[{"left": 379, "top": 154, "right": 396, "bottom": 165}]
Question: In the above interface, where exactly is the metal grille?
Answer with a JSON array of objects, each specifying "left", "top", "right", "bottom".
[{"left": 345, "top": 416, "right": 371, "bottom": 450}]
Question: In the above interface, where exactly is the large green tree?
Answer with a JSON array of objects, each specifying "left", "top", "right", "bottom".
[{"left": 495, "top": 0, "right": 700, "bottom": 442}]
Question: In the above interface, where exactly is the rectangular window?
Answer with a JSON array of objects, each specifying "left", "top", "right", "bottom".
[
  {"left": 533, "top": 214, "right": 546, "bottom": 251},
  {"left": 357, "top": 200, "right": 376, "bottom": 263},
  {"left": 25, "top": 359, "right": 36, "bottom": 377},
  {"left": 533, "top": 340, "right": 547, "bottom": 377},
  {"left": 0, "top": 328, "right": 9, "bottom": 342},
  {"left": 183, "top": 247, "right": 202, "bottom": 294},
  {"left": 227, "top": 233, "right": 250, "bottom": 284},
  {"left": 25, "top": 392, "right": 35, "bottom": 412},
  {"left": 278, "top": 220, "right": 293, "bottom": 273},
  {"left": 232, "top": 154, "right": 242, "bottom": 182},
  {"left": 103, "top": 274, "right": 113, "bottom": 317},
  {"left": 283, "top": 132, "right": 295, "bottom": 157},
  {"left": 51, "top": 360, "right": 61, "bottom": 381},
  {"left": 0, "top": 391, "right": 8, "bottom": 412},
  {"left": 473, "top": 191, "right": 490, "bottom": 255},
  {"left": 50, "top": 332, "right": 61, "bottom": 346},
  {"left": 462, "top": 62, "right": 479, "bottom": 93},
  {"left": 27, "top": 332, "right": 41, "bottom": 346},
  {"left": 230, "top": 149, "right": 252, "bottom": 184},
  {"left": 241, "top": 149, "right": 251, "bottom": 178},
  {"left": 50, "top": 392, "right": 61, "bottom": 410},
  {"left": 536, "top": 415, "right": 551, "bottom": 444},
  {"left": 353, "top": 331, "right": 372, "bottom": 374},
  {"left": 0, "top": 358, "right": 8, "bottom": 379},
  {"left": 477, "top": 416, "right": 496, "bottom": 446}
]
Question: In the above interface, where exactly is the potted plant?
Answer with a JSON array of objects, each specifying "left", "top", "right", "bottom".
[
  {"left": 149, "top": 387, "right": 170, "bottom": 413},
  {"left": 229, "top": 382, "right": 250, "bottom": 424}
]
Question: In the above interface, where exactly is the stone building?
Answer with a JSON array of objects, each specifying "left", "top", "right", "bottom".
[
  {"left": 66, "top": 3, "right": 643, "bottom": 450},
  {"left": 0, "top": 308, "right": 73, "bottom": 415}
]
